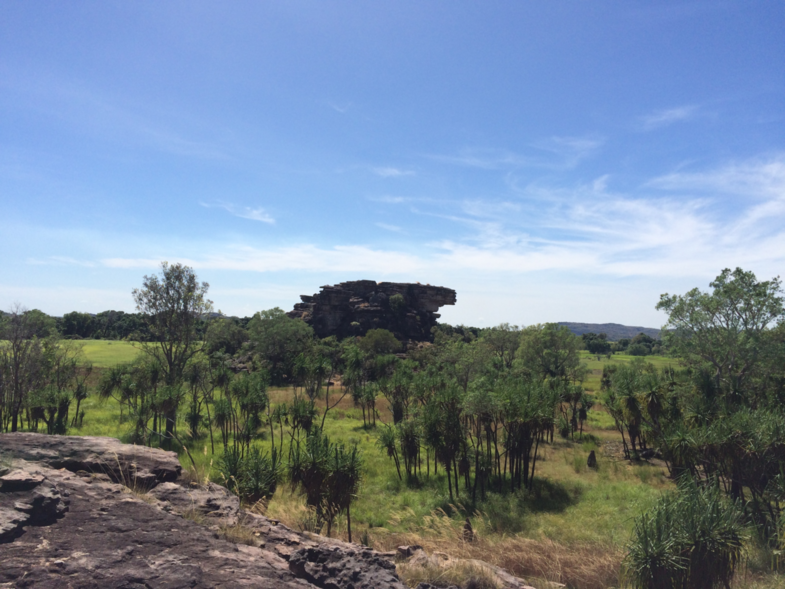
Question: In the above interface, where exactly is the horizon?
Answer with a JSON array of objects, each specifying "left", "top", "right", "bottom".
[{"left": 2, "top": 2, "right": 783, "bottom": 327}]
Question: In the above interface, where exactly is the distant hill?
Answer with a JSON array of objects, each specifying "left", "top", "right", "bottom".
[{"left": 558, "top": 322, "right": 661, "bottom": 341}]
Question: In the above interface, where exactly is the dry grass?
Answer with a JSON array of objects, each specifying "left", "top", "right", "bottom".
[
  {"left": 268, "top": 495, "right": 621, "bottom": 589},
  {"left": 218, "top": 522, "right": 260, "bottom": 546},
  {"left": 397, "top": 559, "right": 502, "bottom": 589},
  {"left": 376, "top": 530, "right": 622, "bottom": 589}
]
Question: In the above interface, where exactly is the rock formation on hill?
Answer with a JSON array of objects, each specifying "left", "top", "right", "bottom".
[
  {"left": 0, "top": 433, "right": 533, "bottom": 589},
  {"left": 288, "top": 280, "right": 457, "bottom": 342}
]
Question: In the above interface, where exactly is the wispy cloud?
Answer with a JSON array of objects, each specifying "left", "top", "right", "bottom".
[
  {"left": 429, "top": 135, "right": 604, "bottom": 171},
  {"left": 376, "top": 222, "right": 403, "bottom": 232},
  {"left": 327, "top": 101, "right": 352, "bottom": 114},
  {"left": 26, "top": 256, "right": 97, "bottom": 267},
  {"left": 368, "top": 195, "right": 410, "bottom": 204},
  {"left": 639, "top": 105, "right": 698, "bottom": 130},
  {"left": 102, "top": 244, "right": 424, "bottom": 274},
  {"left": 200, "top": 201, "right": 275, "bottom": 224},
  {"left": 372, "top": 167, "right": 415, "bottom": 178},
  {"left": 649, "top": 154, "right": 785, "bottom": 197}
]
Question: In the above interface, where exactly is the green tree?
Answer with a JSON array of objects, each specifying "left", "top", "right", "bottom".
[
  {"left": 132, "top": 262, "right": 213, "bottom": 440},
  {"left": 60, "top": 311, "right": 94, "bottom": 339},
  {"left": 358, "top": 328, "right": 401, "bottom": 356},
  {"left": 582, "top": 332, "right": 611, "bottom": 355},
  {"left": 657, "top": 267, "right": 784, "bottom": 406},
  {"left": 0, "top": 305, "right": 46, "bottom": 432},
  {"left": 517, "top": 323, "right": 582, "bottom": 382},
  {"left": 247, "top": 308, "right": 314, "bottom": 385},
  {"left": 480, "top": 323, "right": 520, "bottom": 370},
  {"left": 204, "top": 317, "right": 248, "bottom": 356}
]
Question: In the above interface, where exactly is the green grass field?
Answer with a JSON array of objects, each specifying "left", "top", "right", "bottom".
[
  {"left": 579, "top": 351, "right": 678, "bottom": 393},
  {"left": 77, "top": 339, "right": 143, "bottom": 367}
]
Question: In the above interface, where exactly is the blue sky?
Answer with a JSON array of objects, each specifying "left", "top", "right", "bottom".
[{"left": 1, "top": 1, "right": 784, "bottom": 327}]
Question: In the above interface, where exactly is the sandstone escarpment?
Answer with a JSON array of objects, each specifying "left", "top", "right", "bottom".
[{"left": 288, "top": 280, "right": 456, "bottom": 342}]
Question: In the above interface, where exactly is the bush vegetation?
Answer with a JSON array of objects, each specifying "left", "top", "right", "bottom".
[{"left": 2, "top": 265, "right": 784, "bottom": 589}]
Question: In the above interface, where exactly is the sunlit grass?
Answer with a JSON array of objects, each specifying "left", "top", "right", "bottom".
[{"left": 77, "top": 339, "right": 143, "bottom": 367}]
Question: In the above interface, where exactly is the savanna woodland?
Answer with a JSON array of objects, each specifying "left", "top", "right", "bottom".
[{"left": 2, "top": 263, "right": 784, "bottom": 589}]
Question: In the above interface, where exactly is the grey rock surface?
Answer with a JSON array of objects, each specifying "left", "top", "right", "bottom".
[
  {"left": 288, "top": 544, "right": 407, "bottom": 589},
  {"left": 0, "top": 463, "right": 313, "bottom": 588},
  {"left": 0, "top": 432, "right": 181, "bottom": 488},
  {"left": 0, "top": 434, "right": 409, "bottom": 588},
  {"left": 0, "top": 468, "right": 69, "bottom": 543}
]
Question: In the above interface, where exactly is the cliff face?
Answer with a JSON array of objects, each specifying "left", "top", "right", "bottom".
[{"left": 287, "top": 281, "right": 457, "bottom": 342}]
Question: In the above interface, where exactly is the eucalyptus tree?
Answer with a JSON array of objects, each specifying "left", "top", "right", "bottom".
[
  {"left": 247, "top": 308, "right": 314, "bottom": 385},
  {"left": 517, "top": 323, "right": 582, "bottom": 382},
  {"left": 657, "top": 267, "right": 784, "bottom": 408},
  {"left": 377, "top": 359, "right": 416, "bottom": 424},
  {"left": 28, "top": 339, "right": 91, "bottom": 435},
  {"left": 132, "top": 262, "right": 213, "bottom": 441}
]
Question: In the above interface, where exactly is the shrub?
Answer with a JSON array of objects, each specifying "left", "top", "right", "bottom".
[
  {"left": 218, "top": 446, "right": 281, "bottom": 504},
  {"left": 624, "top": 478, "right": 748, "bottom": 589}
]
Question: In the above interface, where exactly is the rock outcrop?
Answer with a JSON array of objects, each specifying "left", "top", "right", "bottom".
[
  {"left": 288, "top": 280, "right": 457, "bottom": 342},
  {"left": 0, "top": 433, "right": 407, "bottom": 589}
]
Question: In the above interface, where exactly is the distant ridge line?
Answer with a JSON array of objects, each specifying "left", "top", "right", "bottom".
[{"left": 558, "top": 322, "right": 661, "bottom": 341}]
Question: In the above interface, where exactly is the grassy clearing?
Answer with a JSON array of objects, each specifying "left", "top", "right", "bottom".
[
  {"left": 77, "top": 339, "right": 143, "bottom": 367},
  {"left": 578, "top": 351, "right": 677, "bottom": 393}
]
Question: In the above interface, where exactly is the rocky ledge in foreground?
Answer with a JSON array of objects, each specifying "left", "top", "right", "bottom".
[{"left": 0, "top": 433, "right": 532, "bottom": 589}]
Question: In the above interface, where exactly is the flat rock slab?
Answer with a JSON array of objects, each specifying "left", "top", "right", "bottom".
[
  {"left": 0, "top": 432, "right": 181, "bottom": 488},
  {"left": 0, "top": 470, "right": 45, "bottom": 492},
  {"left": 0, "top": 436, "right": 412, "bottom": 589},
  {"left": 0, "top": 464, "right": 314, "bottom": 588},
  {"left": 148, "top": 481, "right": 241, "bottom": 525}
]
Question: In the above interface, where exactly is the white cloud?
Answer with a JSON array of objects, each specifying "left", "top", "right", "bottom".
[
  {"left": 26, "top": 256, "right": 97, "bottom": 267},
  {"left": 102, "top": 244, "right": 425, "bottom": 274},
  {"left": 201, "top": 201, "right": 275, "bottom": 224},
  {"left": 368, "top": 195, "right": 410, "bottom": 204},
  {"left": 649, "top": 154, "right": 785, "bottom": 197},
  {"left": 639, "top": 105, "right": 698, "bottom": 130},
  {"left": 376, "top": 222, "right": 403, "bottom": 232},
  {"left": 372, "top": 167, "right": 415, "bottom": 178}
]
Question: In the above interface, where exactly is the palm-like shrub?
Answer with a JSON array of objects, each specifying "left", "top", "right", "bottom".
[
  {"left": 624, "top": 478, "right": 748, "bottom": 589},
  {"left": 289, "top": 428, "right": 362, "bottom": 540},
  {"left": 218, "top": 445, "right": 281, "bottom": 505}
]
